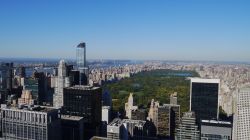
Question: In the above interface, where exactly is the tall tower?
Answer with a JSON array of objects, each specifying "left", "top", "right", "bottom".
[
  {"left": 233, "top": 88, "right": 250, "bottom": 139},
  {"left": 125, "top": 93, "right": 138, "bottom": 119},
  {"left": 53, "top": 60, "right": 70, "bottom": 108},
  {"left": 190, "top": 78, "right": 220, "bottom": 121},
  {"left": 76, "top": 42, "right": 88, "bottom": 85}
]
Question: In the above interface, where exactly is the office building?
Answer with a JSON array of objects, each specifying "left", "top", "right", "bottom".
[
  {"left": 76, "top": 42, "right": 89, "bottom": 85},
  {"left": 176, "top": 111, "right": 200, "bottom": 140},
  {"left": 63, "top": 85, "right": 102, "bottom": 139},
  {"left": 0, "top": 62, "right": 13, "bottom": 90},
  {"left": 61, "top": 115, "right": 84, "bottom": 140},
  {"left": 125, "top": 93, "right": 138, "bottom": 119},
  {"left": 122, "top": 119, "right": 147, "bottom": 140},
  {"left": 233, "top": 88, "right": 250, "bottom": 139},
  {"left": 18, "top": 65, "right": 26, "bottom": 78},
  {"left": 52, "top": 60, "right": 70, "bottom": 108},
  {"left": 147, "top": 99, "right": 180, "bottom": 139},
  {"left": 17, "top": 89, "right": 34, "bottom": 105},
  {"left": 170, "top": 92, "right": 178, "bottom": 105},
  {"left": 190, "top": 78, "right": 220, "bottom": 121},
  {"left": 1, "top": 104, "right": 61, "bottom": 140},
  {"left": 107, "top": 118, "right": 127, "bottom": 140},
  {"left": 23, "top": 77, "right": 39, "bottom": 100},
  {"left": 69, "top": 70, "right": 80, "bottom": 86},
  {"left": 201, "top": 120, "right": 232, "bottom": 140},
  {"left": 157, "top": 105, "right": 171, "bottom": 138},
  {"left": 102, "top": 106, "right": 111, "bottom": 124},
  {"left": 107, "top": 118, "right": 153, "bottom": 140},
  {"left": 33, "top": 72, "right": 48, "bottom": 105},
  {"left": 166, "top": 104, "right": 181, "bottom": 138},
  {"left": 147, "top": 99, "right": 159, "bottom": 134}
]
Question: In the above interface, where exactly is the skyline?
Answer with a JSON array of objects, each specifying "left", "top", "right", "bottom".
[{"left": 0, "top": 0, "right": 250, "bottom": 62}]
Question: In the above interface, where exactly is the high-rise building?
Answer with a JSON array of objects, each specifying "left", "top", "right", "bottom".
[
  {"left": 170, "top": 92, "right": 178, "bottom": 105},
  {"left": 34, "top": 72, "right": 48, "bottom": 105},
  {"left": 147, "top": 99, "right": 180, "bottom": 139},
  {"left": 176, "top": 111, "right": 200, "bottom": 140},
  {"left": 122, "top": 119, "right": 148, "bottom": 140},
  {"left": 107, "top": 118, "right": 151, "bottom": 140},
  {"left": 201, "top": 120, "right": 232, "bottom": 140},
  {"left": 125, "top": 93, "right": 138, "bottom": 119},
  {"left": 233, "top": 88, "right": 250, "bottom": 139},
  {"left": 147, "top": 99, "right": 159, "bottom": 131},
  {"left": 102, "top": 106, "right": 111, "bottom": 124},
  {"left": 0, "top": 62, "right": 13, "bottom": 90},
  {"left": 0, "top": 63, "right": 14, "bottom": 104},
  {"left": 157, "top": 105, "right": 171, "bottom": 138},
  {"left": 18, "top": 65, "right": 26, "bottom": 78},
  {"left": 76, "top": 42, "right": 89, "bottom": 85},
  {"left": 190, "top": 78, "right": 220, "bottom": 121},
  {"left": 52, "top": 60, "right": 70, "bottom": 108},
  {"left": 61, "top": 115, "right": 84, "bottom": 140},
  {"left": 17, "top": 89, "right": 34, "bottom": 105},
  {"left": 107, "top": 118, "right": 128, "bottom": 140},
  {"left": 62, "top": 85, "right": 102, "bottom": 139},
  {"left": 1, "top": 104, "right": 61, "bottom": 140}
]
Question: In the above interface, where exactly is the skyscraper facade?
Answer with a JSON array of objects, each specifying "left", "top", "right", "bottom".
[
  {"left": 176, "top": 111, "right": 200, "bottom": 140},
  {"left": 63, "top": 85, "right": 102, "bottom": 139},
  {"left": 201, "top": 120, "right": 232, "bottom": 140},
  {"left": 125, "top": 93, "right": 138, "bottom": 119},
  {"left": 233, "top": 88, "right": 250, "bottom": 139},
  {"left": 1, "top": 105, "right": 61, "bottom": 140},
  {"left": 52, "top": 60, "right": 71, "bottom": 108},
  {"left": 76, "top": 42, "right": 88, "bottom": 85},
  {"left": 190, "top": 78, "right": 220, "bottom": 121}
]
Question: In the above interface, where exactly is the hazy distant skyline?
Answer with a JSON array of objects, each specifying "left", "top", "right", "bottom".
[{"left": 0, "top": 0, "right": 249, "bottom": 62}]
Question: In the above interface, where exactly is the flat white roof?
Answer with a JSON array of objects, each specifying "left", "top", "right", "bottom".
[
  {"left": 201, "top": 120, "right": 231, "bottom": 125},
  {"left": 191, "top": 78, "right": 220, "bottom": 84}
]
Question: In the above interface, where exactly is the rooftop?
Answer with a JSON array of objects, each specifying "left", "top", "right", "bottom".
[
  {"left": 61, "top": 115, "right": 84, "bottom": 121},
  {"left": 201, "top": 120, "right": 231, "bottom": 125},
  {"left": 77, "top": 42, "right": 86, "bottom": 48},
  {"left": 1, "top": 104, "right": 57, "bottom": 113},
  {"left": 65, "top": 85, "right": 100, "bottom": 90},
  {"left": 190, "top": 78, "right": 220, "bottom": 84},
  {"left": 122, "top": 119, "right": 146, "bottom": 127},
  {"left": 108, "top": 118, "right": 123, "bottom": 127}
]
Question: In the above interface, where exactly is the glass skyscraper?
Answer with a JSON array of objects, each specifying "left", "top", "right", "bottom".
[{"left": 190, "top": 78, "right": 220, "bottom": 121}]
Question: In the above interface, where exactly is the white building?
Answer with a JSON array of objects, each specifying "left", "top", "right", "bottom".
[
  {"left": 102, "top": 106, "right": 111, "bottom": 124},
  {"left": 52, "top": 60, "right": 70, "bottom": 108},
  {"left": 125, "top": 93, "right": 138, "bottom": 119},
  {"left": 233, "top": 88, "right": 250, "bottom": 139}
]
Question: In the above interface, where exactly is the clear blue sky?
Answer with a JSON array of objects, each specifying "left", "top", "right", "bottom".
[{"left": 0, "top": 0, "right": 249, "bottom": 61}]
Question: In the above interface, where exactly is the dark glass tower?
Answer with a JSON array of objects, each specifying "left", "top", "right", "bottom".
[
  {"left": 63, "top": 85, "right": 102, "bottom": 139},
  {"left": 190, "top": 78, "right": 220, "bottom": 121},
  {"left": 76, "top": 42, "right": 88, "bottom": 85}
]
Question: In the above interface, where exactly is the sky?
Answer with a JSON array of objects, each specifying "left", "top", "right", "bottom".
[{"left": 0, "top": 0, "right": 250, "bottom": 61}]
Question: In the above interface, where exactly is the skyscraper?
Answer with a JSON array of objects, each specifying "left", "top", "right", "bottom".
[
  {"left": 76, "top": 42, "right": 88, "bottom": 85},
  {"left": 125, "top": 93, "right": 138, "bottom": 119},
  {"left": 1, "top": 105, "right": 61, "bottom": 140},
  {"left": 233, "top": 88, "right": 250, "bottom": 139},
  {"left": 52, "top": 60, "right": 71, "bottom": 108},
  {"left": 0, "top": 63, "right": 13, "bottom": 104},
  {"left": 62, "top": 85, "right": 102, "bottom": 139},
  {"left": 176, "top": 111, "right": 200, "bottom": 140},
  {"left": 0, "top": 62, "right": 13, "bottom": 90},
  {"left": 190, "top": 78, "right": 220, "bottom": 121}
]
